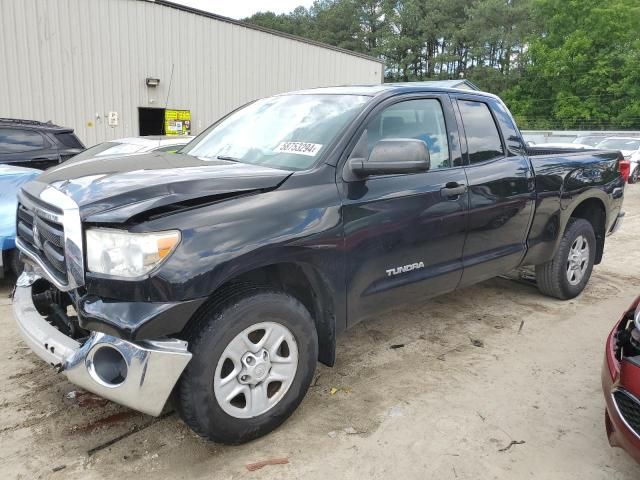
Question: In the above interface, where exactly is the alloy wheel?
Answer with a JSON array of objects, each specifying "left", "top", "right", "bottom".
[
  {"left": 566, "top": 234, "right": 590, "bottom": 285},
  {"left": 213, "top": 321, "right": 298, "bottom": 418}
]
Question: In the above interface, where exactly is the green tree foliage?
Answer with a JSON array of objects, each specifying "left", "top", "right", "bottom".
[
  {"left": 504, "top": 0, "right": 640, "bottom": 129},
  {"left": 245, "top": 0, "right": 640, "bottom": 129}
]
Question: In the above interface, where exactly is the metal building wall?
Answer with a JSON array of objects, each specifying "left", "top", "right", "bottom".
[{"left": 0, "top": 0, "right": 384, "bottom": 146}]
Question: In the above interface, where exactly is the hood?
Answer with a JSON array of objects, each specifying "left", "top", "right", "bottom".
[{"left": 22, "top": 152, "right": 292, "bottom": 223}]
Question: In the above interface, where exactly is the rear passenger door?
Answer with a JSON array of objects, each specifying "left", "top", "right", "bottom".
[
  {"left": 340, "top": 94, "right": 469, "bottom": 325},
  {"left": 453, "top": 95, "right": 535, "bottom": 287}
]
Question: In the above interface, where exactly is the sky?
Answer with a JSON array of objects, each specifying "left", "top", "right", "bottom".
[{"left": 169, "top": 0, "right": 314, "bottom": 19}]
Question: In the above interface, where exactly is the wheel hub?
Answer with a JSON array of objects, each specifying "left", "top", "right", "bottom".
[
  {"left": 568, "top": 252, "right": 583, "bottom": 268},
  {"left": 566, "top": 234, "right": 590, "bottom": 285},
  {"left": 238, "top": 349, "right": 271, "bottom": 385}
]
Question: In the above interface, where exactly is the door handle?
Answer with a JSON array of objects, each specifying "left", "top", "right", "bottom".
[{"left": 440, "top": 183, "right": 467, "bottom": 199}]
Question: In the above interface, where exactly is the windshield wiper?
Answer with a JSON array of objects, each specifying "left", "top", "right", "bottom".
[{"left": 216, "top": 155, "right": 242, "bottom": 162}]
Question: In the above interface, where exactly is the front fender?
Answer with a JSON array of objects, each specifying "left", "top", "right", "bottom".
[{"left": 81, "top": 169, "right": 346, "bottom": 344}]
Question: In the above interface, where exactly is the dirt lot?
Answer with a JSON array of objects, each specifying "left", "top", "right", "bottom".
[{"left": 2, "top": 189, "right": 640, "bottom": 480}]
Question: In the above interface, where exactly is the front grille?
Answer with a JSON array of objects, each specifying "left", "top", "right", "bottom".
[
  {"left": 614, "top": 390, "right": 640, "bottom": 437},
  {"left": 16, "top": 200, "right": 68, "bottom": 284}
]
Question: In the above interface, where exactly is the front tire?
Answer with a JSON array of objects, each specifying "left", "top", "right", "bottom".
[
  {"left": 177, "top": 290, "right": 318, "bottom": 444},
  {"left": 535, "top": 218, "right": 596, "bottom": 299}
]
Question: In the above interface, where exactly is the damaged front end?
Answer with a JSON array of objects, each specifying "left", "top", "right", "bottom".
[
  {"left": 613, "top": 305, "right": 640, "bottom": 361},
  {"left": 603, "top": 296, "right": 640, "bottom": 463},
  {"left": 12, "top": 181, "right": 198, "bottom": 416},
  {"left": 13, "top": 272, "right": 191, "bottom": 416},
  {"left": 30, "top": 275, "right": 88, "bottom": 344}
]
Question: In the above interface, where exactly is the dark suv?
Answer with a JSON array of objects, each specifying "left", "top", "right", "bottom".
[{"left": 0, "top": 118, "right": 85, "bottom": 170}]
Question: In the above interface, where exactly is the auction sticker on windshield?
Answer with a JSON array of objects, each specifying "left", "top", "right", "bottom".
[{"left": 276, "top": 142, "right": 323, "bottom": 156}]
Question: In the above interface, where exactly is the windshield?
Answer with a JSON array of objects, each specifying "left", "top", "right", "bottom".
[
  {"left": 182, "top": 94, "right": 370, "bottom": 170},
  {"left": 597, "top": 138, "right": 640, "bottom": 150},
  {"left": 70, "top": 141, "right": 147, "bottom": 161}
]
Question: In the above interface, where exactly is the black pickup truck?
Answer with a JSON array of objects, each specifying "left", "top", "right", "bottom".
[{"left": 13, "top": 84, "right": 625, "bottom": 444}]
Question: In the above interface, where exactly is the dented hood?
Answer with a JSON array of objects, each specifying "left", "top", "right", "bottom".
[{"left": 23, "top": 152, "right": 292, "bottom": 222}]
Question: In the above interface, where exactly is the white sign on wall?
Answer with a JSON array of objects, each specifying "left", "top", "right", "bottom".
[{"left": 108, "top": 111, "right": 119, "bottom": 127}]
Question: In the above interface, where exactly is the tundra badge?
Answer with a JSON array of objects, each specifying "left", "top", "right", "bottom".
[{"left": 386, "top": 262, "right": 425, "bottom": 277}]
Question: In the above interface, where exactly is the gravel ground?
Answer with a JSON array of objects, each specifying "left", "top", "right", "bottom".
[{"left": 1, "top": 188, "right": 640, "bottom": 479}]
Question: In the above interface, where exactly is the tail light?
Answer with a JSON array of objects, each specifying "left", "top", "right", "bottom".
[{"left": 619, "top": 159, "right": 631, "bottom": 182}]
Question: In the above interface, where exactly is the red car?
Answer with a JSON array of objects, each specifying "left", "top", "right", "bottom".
[{"left": 603, "top": 296, "right": 640, "bottom": 463}]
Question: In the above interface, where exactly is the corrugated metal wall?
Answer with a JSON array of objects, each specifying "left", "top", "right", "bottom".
[{"left": 0, "top": 0, "right": 384, "bottom": 146}]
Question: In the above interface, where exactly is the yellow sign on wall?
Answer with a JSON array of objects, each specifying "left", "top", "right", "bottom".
[{"left": 165, "top": 109, "right": 191, "bottom": 136}]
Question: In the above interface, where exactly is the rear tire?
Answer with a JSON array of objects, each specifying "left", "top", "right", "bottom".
[
  {"left": 629, "top": 167, "right": 639, "bottom": 184},
  {"left": 535, "top": 218, "right": 596, "bottom": 300},
  {"left": 176, "top": 290, "right": 318, "bottom": 444}
]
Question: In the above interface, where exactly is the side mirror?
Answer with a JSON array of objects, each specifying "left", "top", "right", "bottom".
[{"left": 345, "top": 138, "right": 430, "bottom": 181}]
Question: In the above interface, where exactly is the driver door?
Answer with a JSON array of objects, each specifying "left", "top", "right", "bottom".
[{"left": 339, "top": 95, "right": 469, "bottom": 326}]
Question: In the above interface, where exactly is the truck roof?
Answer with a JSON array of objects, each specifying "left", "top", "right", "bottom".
[{"left": 286, "top": 82, "right": 497, "bottom": 99}]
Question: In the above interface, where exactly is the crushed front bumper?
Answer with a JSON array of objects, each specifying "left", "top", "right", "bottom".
[
  {"left": 602, "top": 361, "right": 640, "bottom": 464},
  {"left": 12, "top": 274, "right": 192, "bottom": 416}
]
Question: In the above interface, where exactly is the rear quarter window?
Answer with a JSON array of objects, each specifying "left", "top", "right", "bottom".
[{"left": 55, "top": 132, "right": 84, "bottom": 149}]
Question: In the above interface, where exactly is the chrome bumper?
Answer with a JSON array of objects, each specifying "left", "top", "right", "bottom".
[{"left": 12, "top": 274, "right": 192, "bottom": 416}]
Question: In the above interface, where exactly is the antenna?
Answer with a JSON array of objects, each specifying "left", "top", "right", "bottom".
[
  {"left": 161, "top": 63, "right": 175, "bottom": 148},
  {"left": 165, "top": 63, "right": 175, "bottom": 110}
]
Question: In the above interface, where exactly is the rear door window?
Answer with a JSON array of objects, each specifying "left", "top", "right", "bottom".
[
  {"left": 0, "top": 128, "right": 45, "bottom": 153},
  {"left": 458, "top": 100, "right": 504, "bottom": 164}
]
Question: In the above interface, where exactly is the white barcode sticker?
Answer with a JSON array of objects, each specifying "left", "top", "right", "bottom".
[{"left": 276, "top": 142, "right": 323, "bottom": 156}]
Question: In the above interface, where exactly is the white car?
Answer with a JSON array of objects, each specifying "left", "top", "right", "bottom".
[
  {"left": 572, "top": 135, "right": 608, "bottom": 147},
  {"left": 595, "top": 137, "right": 640, "bottom": 183},
  {"left": 65, "top": 135, "right": 194, "bottom": 163}
]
